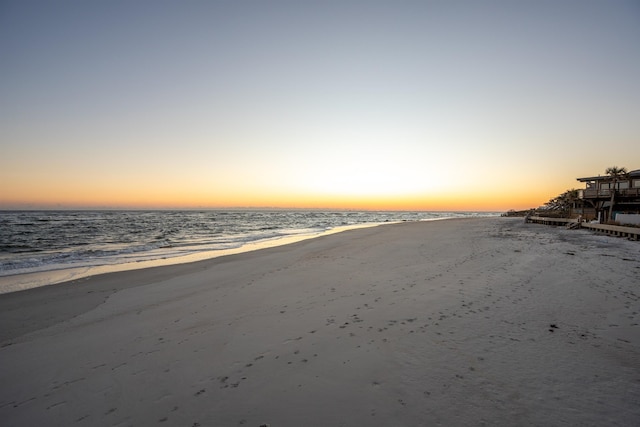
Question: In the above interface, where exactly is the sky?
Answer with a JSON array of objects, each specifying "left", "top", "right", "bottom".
[{"left": 1, "top": 0, "right": 639, "bottom": 211}]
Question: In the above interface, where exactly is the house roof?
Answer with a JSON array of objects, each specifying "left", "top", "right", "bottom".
[{"left": 576, "top": 169, "right": 640, "bottom": 182}]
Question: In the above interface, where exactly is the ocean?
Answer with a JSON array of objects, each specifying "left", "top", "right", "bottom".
[{"left": 0, "top": 210, "right": 497, "bottom": 293}]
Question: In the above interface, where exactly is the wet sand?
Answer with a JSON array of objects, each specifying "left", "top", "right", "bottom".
[{"left": 1, "top": 218, "right": 639, "bottom": 426}]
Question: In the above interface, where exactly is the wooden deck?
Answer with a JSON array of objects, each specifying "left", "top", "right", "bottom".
[
  {"left": 527, "top": 216, "right": 576, "bottom": 226},
  {"left": 580, "top": 222, "right": 640, "bottom": 240},
  {"left": 526, "top": 216, "right": 640, "bottom": 240}
]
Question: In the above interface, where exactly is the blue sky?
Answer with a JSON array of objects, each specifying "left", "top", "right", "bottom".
[{"left": 1, "top": 0, "right": 639, "bottom": 209}]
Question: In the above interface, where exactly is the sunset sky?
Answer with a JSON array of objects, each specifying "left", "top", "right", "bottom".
[{"left": 1, "top": 0, "right": 639, "bottom": 211}]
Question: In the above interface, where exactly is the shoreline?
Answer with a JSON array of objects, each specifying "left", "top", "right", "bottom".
[
  {"left": 0, "top": 221, "right": 403, "bottom": 343},
  {"left": 1, "top": 217, "right": 639, "bottom": 426},
  {"left": 0, "top": 215, "right": 486, "bottom": 295},
  {"left": 1, "top": 211, "right": 501, "bottom": 295},
  {"left": 0, "top": 221, "right": 395, "bottom": 295}
]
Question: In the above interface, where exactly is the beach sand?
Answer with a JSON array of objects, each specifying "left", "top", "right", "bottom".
[{"left": 1, "top": 218, "right": 639, "bottom": 426}]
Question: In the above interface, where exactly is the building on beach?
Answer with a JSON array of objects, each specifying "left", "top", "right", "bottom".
[{"left": 577, "top": 169, "right": 640, "bottom": 224}]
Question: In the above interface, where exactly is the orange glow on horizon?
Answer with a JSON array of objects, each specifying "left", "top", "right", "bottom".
[
  {"left": 1, "top": 187, "right": 553, "bottom": 212},
  {"left": 1, "top": 165, "right": 573, "bottom": 212}
]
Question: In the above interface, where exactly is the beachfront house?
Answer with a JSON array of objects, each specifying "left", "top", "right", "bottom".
[{"left": 577, "top": 169, "right": 640, "bottom": 224}]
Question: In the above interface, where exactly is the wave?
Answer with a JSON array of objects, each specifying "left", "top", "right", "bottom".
[{"left": 0, "top": 210, "right": 499, "bottom": 278}]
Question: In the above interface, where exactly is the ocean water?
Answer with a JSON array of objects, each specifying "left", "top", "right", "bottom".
[{"left": 0, "top": 210, "right": 497, "bottom": 292}]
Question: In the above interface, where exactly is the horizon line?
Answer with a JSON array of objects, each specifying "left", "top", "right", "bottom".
[{"left": 0, "top": 206, "right": 505, "bottom": 213}]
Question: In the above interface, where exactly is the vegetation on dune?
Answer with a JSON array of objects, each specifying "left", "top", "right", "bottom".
[{"left": 537, "top": 188, "right": 581, "bottom": 218}]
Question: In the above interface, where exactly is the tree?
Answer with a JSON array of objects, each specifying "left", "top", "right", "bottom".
[
  {"left": 605, "top": 166, "right": 628, "bottom": 222},
  {"left": 563, "top": 189, "right": 580, "bottom": 217}
]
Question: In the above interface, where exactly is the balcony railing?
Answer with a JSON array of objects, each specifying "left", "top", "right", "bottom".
[{"left": 582, "top": 188, "right": 640, "bottom": 199}]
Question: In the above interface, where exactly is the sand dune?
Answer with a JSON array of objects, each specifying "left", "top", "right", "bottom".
[{"left": 1, "top": 218, "right": 639, "bottom": 426}]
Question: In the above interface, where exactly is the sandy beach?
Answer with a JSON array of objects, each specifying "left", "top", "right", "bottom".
[{"left": 1, "top": 217, "right": 639, "bottom": 426}]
